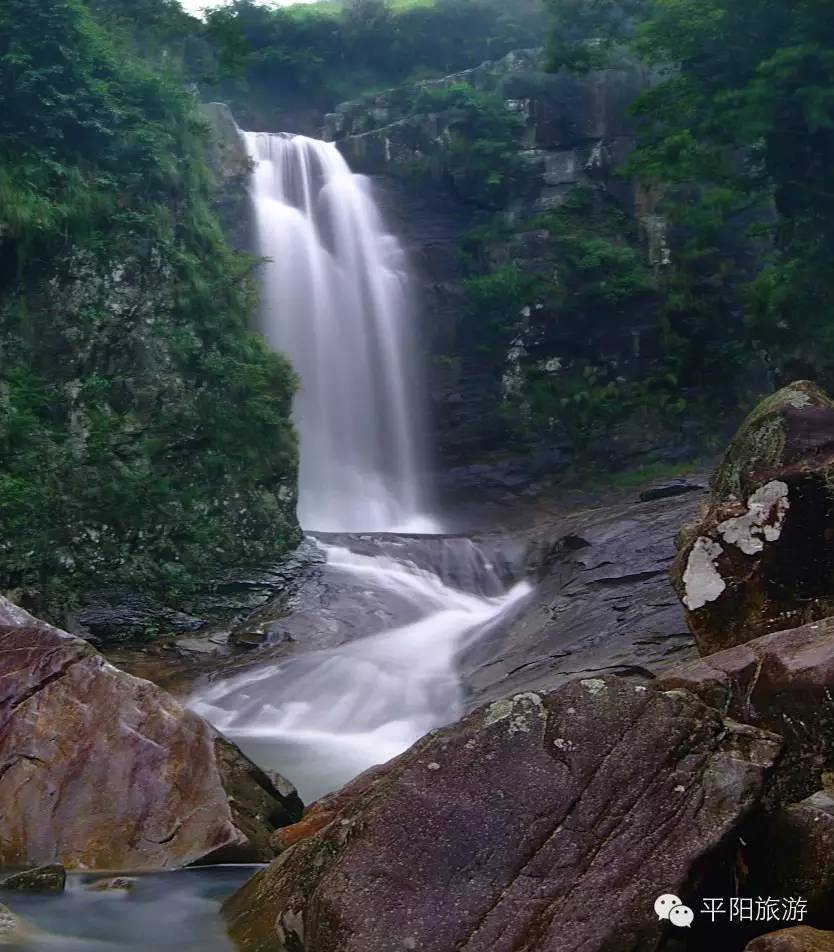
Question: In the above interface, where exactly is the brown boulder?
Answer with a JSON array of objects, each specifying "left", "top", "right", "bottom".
[
  {"left": 0, "top": 596, "right": 302, "bottom": 870},
  {"left": 745, "top": 927, "right": 834, "bottom": 951},
  {"left": 659, "top": 616, "right": 834, "bottom": 805},
  {"left": 751, "top": 791, "right": 834, "bottom": 929},
  {"left": 671, "top": 381, "right": 834, "bottom": 655},
  {"left": 225, "top": 679, "right": 779, "bottom": 952}
]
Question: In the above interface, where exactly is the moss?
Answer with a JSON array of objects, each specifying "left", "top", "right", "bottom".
[
  {"left": 0, "top": 0, "right": 300, "bottom": 618},
  {"left": 711, "top": 382, "right": 833, "bottom": 501}
]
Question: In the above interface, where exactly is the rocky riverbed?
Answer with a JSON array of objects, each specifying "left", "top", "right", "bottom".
[{"left": 5, "top": 383, "right": 834, "bottom": 951}]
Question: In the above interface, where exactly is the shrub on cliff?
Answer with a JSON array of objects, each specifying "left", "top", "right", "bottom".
[{"left": 0, "top": 0, "right": 301, "bottom": 615}]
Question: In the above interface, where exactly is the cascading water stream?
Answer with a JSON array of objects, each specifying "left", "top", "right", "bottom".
[
  {"left": 194, "top": 543, "right": 530, "bottom": 801},
  {"left": 192, "top": 132, "right": 532, "bottom": 803},
  {"left": 243, "top": 131, "right": 434, "bottom": 534}
]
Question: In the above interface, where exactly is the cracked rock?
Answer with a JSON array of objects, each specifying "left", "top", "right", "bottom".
[
  {"left": 672, "top": 381, "right": 834, "bottom": 656},
  {"left": 0, "top": 595, "right": 302, "bottom": 870},
  {"left": 659, "top": 615, "right": 834, "bottom": 807},
  {"left": 224, "top": 678, "right": 779, "bottom": 952}
]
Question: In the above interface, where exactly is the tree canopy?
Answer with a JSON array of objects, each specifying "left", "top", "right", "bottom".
[{"left": 546, "top": 0, "right": 834, "bottom": 386}]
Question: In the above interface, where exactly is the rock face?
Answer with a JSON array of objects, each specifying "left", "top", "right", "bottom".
[
  {"left": 0, "top": 596, "right": 302, "bottom": 870},
  {"left": 201, "top": 101, "right": 252, "bottom": 249},
  {"left": 323, "top": 50, "right": 681, "bottom": 484},
  {"left": 753, "top": 791, "right": 834, "bottom": 929},
  {"left": 462, "top": 486, "right": 703, "bottom": 705},
  {"left": 225, "top": 680, "right": 779, "bottom": 952},
  {"left": 671, "top": 382, "right": 834, "bottom": 655},
  {"left": 659, "top": 615, "right": 834, "bottom": 806},
  {"left": 327, "top": 49, "right": 652, "bottom": 217}
]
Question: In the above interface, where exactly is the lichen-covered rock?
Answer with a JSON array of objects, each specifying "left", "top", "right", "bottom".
[
  {"left": 0, "top": 865, "right": 65, "bottom": 894},
  {"left": 0, "top": 595, "right": 302, "bottom": 870},
  {"left": 745, "top": 927, "right": 834, "bottom": 951},
  {"left": 659, "top": 616, "right": 834, "bottom": 805},
  {"left": 225, "top": 679, "right": 779, "bottom": 952},
  {"left": 0, "top": 902, "right": 33, "bottom": 945},
  {"left": 671, "top": 381, "right": 834, "bottom": 655}
]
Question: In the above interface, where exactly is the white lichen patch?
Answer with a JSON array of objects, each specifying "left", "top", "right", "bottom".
[
  {"left": 718, "top": 480, "right": 790, "bottom": 556},
  {"left": 484, "top": 698, "right": 515, "bottom": 727},
  {"left": 484, "top": 693, "right": 545, "bottom": 734},
  {"left": 509, "top": 693, "right": 545, "bottom": 734},
  {"left": 782, "top": 389, "right": 813, "bottom": 409},
  {"left": 683, "top": 537, "right": 727, "bottom": 611},
  {"left": 580, "top": 678, "right": 607, "bottom": 696}
]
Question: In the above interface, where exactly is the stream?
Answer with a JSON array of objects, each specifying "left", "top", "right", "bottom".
[{"left": 9, "top": 130, "right": 533, "bottom": 948}]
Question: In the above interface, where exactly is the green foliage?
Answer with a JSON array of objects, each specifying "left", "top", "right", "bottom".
[
  {"left": 396, "top": 84, "right": 526, "bottom": 206},
  {"left": 541, "top": 0, "right": 834, "bottom": 417},
  {"left": 0, "top": 0, "right": 300, "bottom": 615},
  {"left": 627, "top": 0, "right": 834, "bottom": 386},
  {"left": 544, "top": 0, "right": 645, "bottom": 72},
  {"left": 202, "top": 0, "right": 546, "bottom": 124},
  {"left": 462, "top": 266, "right": 529, "bottom": 362},
  {"left": 457, "top": 187, "right": 671, "bottom": 454}
]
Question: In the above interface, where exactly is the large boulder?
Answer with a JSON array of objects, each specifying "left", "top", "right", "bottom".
[
  {"left": 672, "top": 381, "right": 834, "bottom": 656},
  {"left": 751, "top": 791, "right": 834, "bottom": 929},
  {"left": 225, "top": 679, "right": 779, "bottom": 952},
  {"left": 659, "top": 616, "right": 834, "bottom": 806},
  {"left": 0, "top": 596, "right": 302, "bottom": 870}
]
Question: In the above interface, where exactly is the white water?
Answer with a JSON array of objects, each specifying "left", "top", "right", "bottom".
[
  {"left": 194, "top": 544, "right": 530, "bottom": 802},
  {"left": 243, "top": 131, "right": 434, "bottom": 534},
  {"left": 191, "top": 132, "right": 531, "bottom": 804}
]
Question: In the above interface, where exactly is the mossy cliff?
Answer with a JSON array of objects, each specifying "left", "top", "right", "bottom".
[
  {"left": 0, "top": 0, "right": 301, "bottom": 618},
  {"left": 325, "top": 49, "right": 771, "bottom": 497}
]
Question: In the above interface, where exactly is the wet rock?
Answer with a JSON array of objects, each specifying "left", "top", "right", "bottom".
[
  {"left": 671, "top": 381, "right": 834, "bottom": 655},
  {"left": 0, "top": 864, "right": 65, "bottom": 894},
  {"left": 0, "top": 902, "right": 33, "bottom": 944},
  {"left": 86, "top": 877, "right": 136, "bottom": 892},
  {"left": 270, "top": 810, "right": 335, "bottom": 854},
  {"left": 71, "top": 593, "right": 205, "bottom": 644},
  {"left": 659, "top": 615, "right": 834, "bottom": 805},
  {"left": 266, "top": 771, "right": 302, "bottom": 806},
  {"left": 462, "top": 490, "right": 702, "bottom": 705},
  {"left": 224, "top": 679, "right": 779, "bottom": 952},
  {"left": 745, "top": 927, "right": 834, "bottom": 951},
  {"left": 639, "top": 478, "right": 707, "bottom": 503},
  {"left": 228, "top": 628, "right": 271, "bottom": 650},
  {"left": 269, "top": 764, "right": 388, "bottom": 854},
  {"left": 750, "top": 792, "right": 834, "bottom": 928},
  {"left": 0, "top": 595, "right": 302, "bottom": 870},
  {"left": 201, "top": 102, "right": 250, "bottom": 180}
]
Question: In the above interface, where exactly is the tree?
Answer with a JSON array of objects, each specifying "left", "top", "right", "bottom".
[
  {"left": 544, "top": 0, "right": 646, "bottom": 71},
  {"left": 0, "top": 0, "right": 300, "bottom": 615},
  {"left": 629, "top": 0, "right": 834, "bottom": 383}
]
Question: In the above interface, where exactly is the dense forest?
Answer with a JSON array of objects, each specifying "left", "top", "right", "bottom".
[
  {"left": 2, "top": 0, "right": 834, "bottom": 615},
  {"left": 6, "top": 4, "right": 834, "bottom": 950},
  {"left": 544, "top": 0, "right": 834, "bottom": 402}
]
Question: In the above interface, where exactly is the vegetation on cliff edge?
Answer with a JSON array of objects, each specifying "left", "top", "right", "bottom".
[{"left": 0, "top": 0, "right": 300, "bottom": 617}]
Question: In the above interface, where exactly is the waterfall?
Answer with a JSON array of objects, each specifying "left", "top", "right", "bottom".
[
  {"left": 190, "top": 130, "right": 533, "bottom": 805},
  {"left": 243, "top": 131, "right": 435, "bottom": 533},
  {"left": 193, "top": 542, "right": 530, "bottom": 802}
]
